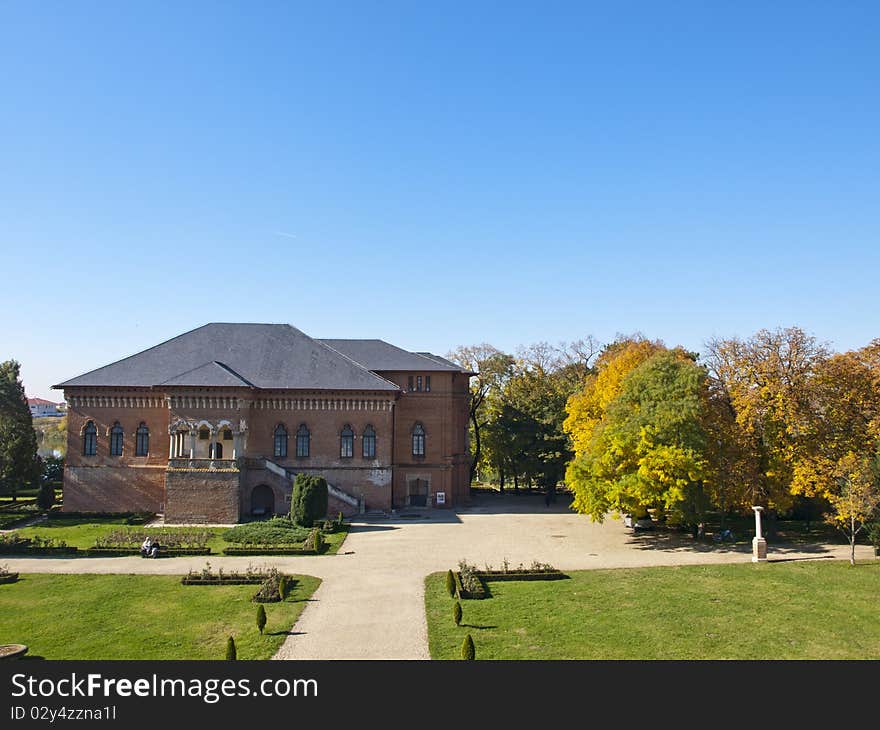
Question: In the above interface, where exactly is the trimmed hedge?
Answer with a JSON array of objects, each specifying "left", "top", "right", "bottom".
[
  {"left": 221, "top": 546, "right": 320, "bottom": 556},
  {"left": 0, "top": 545, "right": 79, "bottom": 555}
]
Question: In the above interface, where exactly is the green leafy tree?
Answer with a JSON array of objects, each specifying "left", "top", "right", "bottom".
[
  {"left": 256, "top": 604, "right": 267, "bottom": 634},
  {"left": 36, "top": 483, "right": 55, "bottom": 510},
  {"left": 453, "top": 601, "right": 463, "bottom": 626},
  {"left": 566, "top": 349, "right": 715, "bottom": 532},
  {"left": 0, "top": 361, "right": 40, "bottom": 501},
  {"left": 225, "top": 636, "right": 237, "bottom": 660}
]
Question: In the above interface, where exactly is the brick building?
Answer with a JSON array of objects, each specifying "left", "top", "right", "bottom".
[{"left": 55, "top": 323, "right": 474, "bottom": 523}]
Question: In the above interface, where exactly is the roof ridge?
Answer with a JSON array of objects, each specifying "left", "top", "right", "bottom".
[{"left": 317, "top": 341, "right": 401, "bottom": 390}]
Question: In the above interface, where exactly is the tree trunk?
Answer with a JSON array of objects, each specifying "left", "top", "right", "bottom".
[
  {"left": 468, "top": 411, "right": 481, "bottom": 485},
  {"left": 851, "top": 515, "right": 856, "bottom": 566},
  {"left": 499, "top": 468, "right": 505, "bottom": 492},
  {"left": 514, "top": 474, "right": 519, "bottom": 491}
]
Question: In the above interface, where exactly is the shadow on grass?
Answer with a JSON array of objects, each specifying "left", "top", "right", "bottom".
[
  {"left": 267, "top": 630, "right": 304, "bottom": 637},
  {"left": 461, "top": 624, "right": 497, "bottom": 630}
]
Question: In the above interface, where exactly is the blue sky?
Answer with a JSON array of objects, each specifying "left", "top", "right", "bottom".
[{"left": 2, "top": 1, "right": 878, "bottom": 399}]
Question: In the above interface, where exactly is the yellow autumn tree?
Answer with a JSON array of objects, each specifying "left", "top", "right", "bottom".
[{"left": 563, "top": 337, "right": 665, "bottom": 455}]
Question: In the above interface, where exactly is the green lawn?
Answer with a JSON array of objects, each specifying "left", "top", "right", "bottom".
[
  {"left": 0, "top": 573, "right": 320, "bottom": 660},
  {"left": 11, "top": 517, "right": 349, "bottom": 555},
  {"left": 426, "top": 560, "right": 880, "bottom": 660}
]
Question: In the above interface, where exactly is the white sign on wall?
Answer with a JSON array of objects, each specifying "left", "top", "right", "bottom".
[{"left": 436, "top": 491, "right": 446, "bottom": 505}]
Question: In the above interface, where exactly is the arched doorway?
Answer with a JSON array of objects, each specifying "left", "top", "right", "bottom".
[
  {"left": 251, "top": 484, "right": 274, "bottom": 519},
  {"left": 213, "top": 442, "right": 223, "bottom": 459}
]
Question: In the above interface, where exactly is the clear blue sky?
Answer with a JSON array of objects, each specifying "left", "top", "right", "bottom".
[{"left": 3, "top": 1, "right": 878, "bottom": 399}]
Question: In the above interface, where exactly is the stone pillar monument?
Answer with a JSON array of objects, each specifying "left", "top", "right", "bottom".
[{"left": 752, "top": 506, "right": 767, "bottom": 562}]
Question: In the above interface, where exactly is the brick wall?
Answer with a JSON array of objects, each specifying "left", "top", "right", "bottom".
[
  {"left": 63, "top": 465, "right": 165, "bottom": 513},
  {"left": 165, "top": 469, "right": 240, "bottom": 524}
]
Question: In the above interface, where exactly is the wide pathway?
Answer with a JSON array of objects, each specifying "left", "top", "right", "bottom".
[{"left": 3, "top": 494, "right": 871, "bottom": 659}]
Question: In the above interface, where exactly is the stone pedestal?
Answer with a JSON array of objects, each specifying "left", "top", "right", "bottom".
[{"left": 752, "top": 536, "right": 767, "bottom": 563}]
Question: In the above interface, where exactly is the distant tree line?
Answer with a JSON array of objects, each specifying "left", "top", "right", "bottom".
[{"left": 450, "top": 328, "right": 880, "bottom": 563}]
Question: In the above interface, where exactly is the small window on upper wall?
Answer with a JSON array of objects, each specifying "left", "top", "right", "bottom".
[
  {"left": 83, "top": 421, "right": 97, "bottom": 456},
  {"left": 198, "top": 427, "right": 210, "bottom": 440},
  {"left": 412, "top": 423, "right": 426, "bottom": 457},
  {"left": 425, "top": 376, "right": 431, "bottom": 392},
  {"left": 274, "top": 424, "right": 288, "bottom": 458},
  {"left": 296, "top": 424, "right": 310, "bottom": 458},
  {"left": 340, "top": 424, "right": 354, "bottom": 458},
  {"left": 222, "top": 429, "right": 233, "bottom": 441},
  {"left": 408, "top": 375, "right": 414, "bottom": 392},
  {"left": 362, "top": 425, "right": 376, "bottom": 459},
  {"left": 110, "top": 422, "right": 124, "bottom": 456},
  {"left": 135, "top": 423, "right": 150, "bottom": 456}
]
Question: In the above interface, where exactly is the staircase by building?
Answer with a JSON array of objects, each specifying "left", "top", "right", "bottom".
[{"left": 258, "top": 457, "right": 364, "bottom": 516}]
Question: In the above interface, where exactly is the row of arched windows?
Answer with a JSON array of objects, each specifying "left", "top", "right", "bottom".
[
  {"left": 272, "top": 423, "right": 426, "bottom": 459},
  {"left": 82, "top": 421, "right": 150, "bottom": 457}
]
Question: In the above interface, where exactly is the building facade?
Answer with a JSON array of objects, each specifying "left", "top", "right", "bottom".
[
  {"left": 56, "top": 324, "right": 473, "bottom": 523},
  {"left": 28, "top": 398, "right": 65, "bottom": 417}
]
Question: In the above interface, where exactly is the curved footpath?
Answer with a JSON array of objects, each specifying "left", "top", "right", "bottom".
[{"left": 2, "top": 496, "right": 871, "bottom": 659}]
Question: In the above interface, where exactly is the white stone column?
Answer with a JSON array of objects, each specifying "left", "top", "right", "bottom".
[
  {"left": 233, "top": 433, "right": 241, "bottom": 460},
  {"left": 752, "top": 506, "right": 767, "bottom": 562},
  {"left": 189, "top": 431, "right": 196, "bottom": 459}
]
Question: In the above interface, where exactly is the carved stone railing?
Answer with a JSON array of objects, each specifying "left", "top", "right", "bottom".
[{"left": 167, "top": 458, "right": 239, "bottom": 472}]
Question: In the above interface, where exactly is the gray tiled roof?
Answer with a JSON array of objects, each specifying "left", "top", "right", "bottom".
[
  {"left": 320, "top": 339, "right": 465, "bottom": 372},
  {"left": 55, "top": 324, "right": 399, "bottom": 391}
]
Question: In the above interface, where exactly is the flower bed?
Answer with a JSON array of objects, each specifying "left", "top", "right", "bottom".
[
  {"left": 84, "top": 547, "right": 211, "bottom": 557},
  {"left": 0, "top": 565, "right": 19, "bottom": 584},
  {"left": 93, "top": 527, "right": 213, "bottom": 550},
  {"left": 0, "top": 535, "right": 77, "bottom": 555},
  {"left": 455, "top": 560, "right": 567, "bottom": 598}
]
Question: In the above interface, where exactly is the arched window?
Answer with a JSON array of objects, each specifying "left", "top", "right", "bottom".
[
  {"left": 135, "top": 423, "right": 149, "bottom": 456},
  {"left": 296, "top": 424, "right": 310, "bottom": 458},
  {"left": 110, "top": 422, "right": 124, "bottom": 456},
  {"left": 362, "top": 424, "right": 376, "bottom": 459},
  {"left": 83, "top": 421, "right": 97, "bottom": 456},
  {"left": 273, "top": 424, "right": 288, "bottom": 458},
  {"left": 340, "top": 424, "right": 354, "bottom": 458},
  {"left": 412, "top": 423, "right": 425, "bottom": 457}
]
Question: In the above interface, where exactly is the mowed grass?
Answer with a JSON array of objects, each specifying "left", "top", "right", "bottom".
[
  {"left": 11, "top": 517, "right": 349, "bottom": 555},
  {"left": 0, "top": 573, "right": 320, "bottom": 660},
  {"left": 426, "top": 560, "right": 880, "bottom": 660}
]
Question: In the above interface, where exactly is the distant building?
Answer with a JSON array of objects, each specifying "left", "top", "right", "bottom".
[
  {"left": 55, "top": 323, "right": 474, "bottom": 523},
  {"left": 28, "top": 398, "right": 65, "bottom": 418}
]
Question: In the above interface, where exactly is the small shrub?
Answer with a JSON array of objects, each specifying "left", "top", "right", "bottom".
[
  {"left": 453, "top": 601, "right": 462, "bottom": 626},
  {"left": 445, "top": 569, "right": 456, "bottom": 598},
  {"left": 36, "top": 484, "right": 55, "bottom": 511},
  {"left": 256, "top": 604, "right": 267, "bottom": 634},
  {"left": 457, "top": 560, "right": 482, "bottom": 593},
  {"left": 226, "top": 636, "right": 236, "bottom": 660},
  {"left": 461, "top": 634, "right": 475, "bottom": 660},
  {"left": 303, "top": 527, "right": 324, "bottom": 552},
  {"left": 337, "top": 511, "right": 344, "bottom": 526},
  {"left": 278, "top": 575, "right": 289, "bottom": 601}
]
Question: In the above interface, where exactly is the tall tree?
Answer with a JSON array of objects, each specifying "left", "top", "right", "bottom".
[
  {"left": 705, "top": 327, "right": 830, "bottom": 511},
  {"left": 790, "top": 348, "right": 880, "bottom": 563},
  {"left": 566, "top": 349, "right": 715, "bottom": 532},
  {"left": 0, "top": 360, "right": 40, "bottom": 500},
  {"left": 447, "top": 344, "right": 515, "bottom": 483}
]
